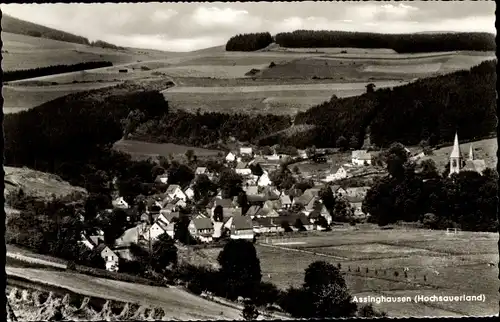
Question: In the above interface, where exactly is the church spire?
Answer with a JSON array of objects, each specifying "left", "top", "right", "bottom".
[
  {"left": 469, "top": 143, "right": 474, "bottom": 161},
  {"left": 450, "top": 132, "right": 461, "bottom": 158}
]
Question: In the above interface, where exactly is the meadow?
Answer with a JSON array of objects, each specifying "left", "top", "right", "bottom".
[
  {"left": 6, "top": 267, "right": 244, "bottom": 320},
  {"left": 250, "top": 226, "right": 498, "bottom": 317},
  {"left": 112, "top": 139, "right": 223, "bottom": 160}
]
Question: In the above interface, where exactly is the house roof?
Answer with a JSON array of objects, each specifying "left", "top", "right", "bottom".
[
  {"left": 352, "top": 150, "right": 372, "bottom": 160},
  {"left": 244, "top": 185, "right": 259, "bottom": 195},
  {"left": 253, "top": 217, "right": 280, "bottom": 227},
  {"left": 192, "top": 218, "right": 214, "bottom": 230},
  {"left": 280, "top": 195, "right": 292, "bottom": 204},
  {"left": 231, "top": 216, "right": 253, "bottom": 230},
  {"left": 93, "top": 243, "right": 109, "bottom": 254},
  {"left": 195, "top": 167, "right": 207, "bottom": 174},
  {"left": 247, "top": 194, "right": 267, "bottom": 203},
  {"left": 330, "top": 185, "right": 345, "bottom": 193},
  {"left": 236, "top": 162, "right": 248, "bottom": 169},
  {"left": 246, "top": 205, "right": 261, "bottom": 216},
  {"left": 240, "top": 147, "right": 253, "bottom": 154},
  {"left": 214, "top": 198, "right": 234, "bottom": 208},
  {"left": 166, "top": 185, "right": 181, "bottom": 194},
  {"left": 163, "top": 212, "right": 180, "bottom": 223}
]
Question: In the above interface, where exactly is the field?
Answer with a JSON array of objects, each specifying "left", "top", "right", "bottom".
[
  {"left": 424, "top": 137, "right": 497, "bottom": 170},
  {"left": 3, "top": 30, "right": 495, "bottom": 117},
  {"left": 196, "top": 225, "right": 498, "bottom": 317},
  {"left": 6, "top": 267, "right": 244, "bottom": 320},
  {"left": 112, "top": 139, "right": 223, "bottom": 160}
]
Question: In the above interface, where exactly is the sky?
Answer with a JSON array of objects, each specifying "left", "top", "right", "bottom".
[{"left": 1, "top": 1, "right": 496, "bottom": 52}]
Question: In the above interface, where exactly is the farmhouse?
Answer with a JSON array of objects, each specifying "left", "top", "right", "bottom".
[
  {"left": 252, "top": 217, "right": 284, "bottom": 234},
  {"left": 189, "top": 218, "right": 214, "bottom": 243},
  {"left": 165, "top": 184, "right": 187, "bottom": 201},
  {"left": 235, "top": 162, "right": 252, "bottom": 175},
  {"left": 324, "top": 166, "right": 348, "bottom": 182},
  {"left": 228, "top": 216, "right": 254, "bottom": 240},
  {"left": 94, "top": 244, "right": 119, "bottom": 272},
  {"left": 352, "top": 150, "right": 372, "bottom": 166}
]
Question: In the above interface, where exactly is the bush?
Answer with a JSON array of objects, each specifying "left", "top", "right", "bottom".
[
  {"left": 66, "top": 261, "right": 76, "bottom": 271},
  {"left": 242, "top": 302, "right": 260, "bottom": 320},
  {"left": 394, "top": 271, "right": 399, "bottom": 277}
]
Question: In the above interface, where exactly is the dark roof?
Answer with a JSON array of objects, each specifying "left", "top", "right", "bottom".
[
  {"left": 252, "top": 217, "right": 280, "bottom": 227},
  {"left": 247, "top": 195, "right": 267, "bottom": 203},
  {"left": 192, "top": 218, "right": 214, "bottom": 230},
  {"left": 280, "top": 195, "right": 292, "bottom": 204},
  {"left": 231, "top": 216, "right": 253, "bottom": 230},
  {"left": 214, "top": 198, "right": 234, "bottom": 208},
  {"left": 93, "top": 243, "right": 108, "bottom": 254}
]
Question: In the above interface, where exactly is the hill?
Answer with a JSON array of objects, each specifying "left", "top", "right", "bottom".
[
  {"left": 4, "top": 166, "right": 87, "bottom": 202},
  {"left": 1, "top": 13, "right": 90, "bottom": 45}
]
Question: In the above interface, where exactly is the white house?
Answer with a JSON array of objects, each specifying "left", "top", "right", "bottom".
[
  {"left": 351, "top": 150, "right": 372, "bottom": 166},
  {"left": 324, "top": 166, "right": 348, "bottom": 182},
  {"left": 225, "top": 152, "right": 237, "bottom": 162},
  {"left": 240, "top": 147, "right": 253, "bottom": 156},
  {"left": 195, "top": 167, "right": 208, "bottom": 175},
  {"left": 165, "top": 184, "right": 187, "bottom": 201},
  {"left": 189, "top": 218, "right": 214, "bottom": 243},
  {"left": 112, "top": 197, "right": 129, "bottom": 209},
  {"left": 229, "top": 216, "right": 254, "bottom": 240},
  {"left": 257, "top": 172, "right": 272, "bottom": 187},
  {"left": 94, "top": 244, "right": 119, "bottom": 272},
  {"left": 184, "top": 187, "right": 195, "bottom": 200},
  {"left": 235, "top": 162, "right": 252, "bottom": 176}
]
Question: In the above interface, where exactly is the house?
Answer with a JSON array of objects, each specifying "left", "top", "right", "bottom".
[
  {"left": 229, "top": 216, "right": 254, "bottom": 240},
  {"left": 247, "top": 194, "right": 267, "bottom": 206},
  {"left": 184, "top": 187, "right": 195, "bottom": 200},
  {"left": 263, "top": 199, "right": 282, "bottom": 210},
  {"left": 280, "top": 194, "right": 292, "bottom": 209},
  {"left": 144, "top": 220, "right": 170, "bottom": 241},
  {"left": 255, "top": 207, "right": 279, "bottom": 218},
  {"left": 211, "top": 198, "right": 239, "bottom": 217},
  {"left": 240, "top": 147, "right": 253, "bottom": 156},
  {"left": 252, "top": 217, "right": 284, "bottom": 234},
  {"left": 174, "top": 198, "right": 187, "bottom": 209},
  {"left": 257, "top": 172, "right": 272, "bottom": 187},
  {"left": 161, "top": 203, "right": 177, "bottom": 214},
  {"left": 243, "top": 185, "right": 259, "bottom": 195},
  {"left": 346, "top": 195, "right": 365, "bottom": 217},
  {"left": 235, "top": 162, "right": 252, "bottom": 176},
  {"left": 330, "top": 185, "right": 348, "bottom": 197},
  {"left": 352, "top": 150, "right": 372, "bottom": 166},
  {"left": 112, "top": 197, "right": 129, "bottom": 209},
  {"left": 246, "top": 205, "right": 261, "bottom": 218},
  {"left": 79, "top": 233, "right": 104, "bottom": 250},
  {"left": 115, "top": 224, "right": 145, "bottom": 248},
  {"left": 195, "top": 167, "right": 208, "bottom": 175},
  {"left": 189, "top": 218, "right": 214, "bottom": 243},
  {"left": 309, "top": 206, "right": 333, "bottom": 226},
  {"left": 155, "top": 173, "right": 169, "bottom": 184},
  {"left": 280, "top": 213, "right": 314, "bottom": 231},
  {"left": 146, "top": 199, "right": 162, "bottom": 214},
  {"left": 225, "top": 151, "right": 237, "bottom": 162},
  {"left": 165, "top": 184, "right": 187, "bottom": 201},
  {"left": 324, "top": 166, "right": 348, "bottom": 182},
  {"left": 297, "top": 149, "right": 308, "bottom": 159},
  {"left": 94, "top": 244, "right": 119, "bottom": 272}
]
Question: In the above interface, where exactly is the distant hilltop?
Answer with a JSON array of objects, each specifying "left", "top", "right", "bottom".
[
  {"left": 1, "top": 13, "right": 124, "bottom": 49},
  {"left": 226, "top": 30, "right": 496, "bottom": 53}
]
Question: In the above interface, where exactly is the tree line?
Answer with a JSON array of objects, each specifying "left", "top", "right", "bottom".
[
  {"left": 362, "top": 143, "right": 498, "bottom": 232},
  {"left": 2, "top": 14, "right": 124, "bottom": 49},
  {"left": 287, "top": 60, "right": 496, "bottom": 149},
  {"left": 3, "top": 61, "right": 113, "bottom": 81},
  {"left": 225, "top": 32, "right": 274, "bottom": 51},
  {"left": 274, "top": 30, "right": 496, "bottom": 53}
]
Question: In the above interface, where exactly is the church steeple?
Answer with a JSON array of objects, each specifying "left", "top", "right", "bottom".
[
  {"left": 449, "top": 132, "right": 462, "bottom": 176},
  {"left": 468, "top": 144, "right": 474, "bottom": 161}
]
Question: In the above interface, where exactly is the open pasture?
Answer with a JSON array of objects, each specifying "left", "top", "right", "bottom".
[
  {"left": 255, "top": 227, "right": 497, "bottom": 316},
  {"left": 6, "top": 267, "right": 244, "bottom": 320},
  {"left": 113, "top": 139, "right": 223, "bottom": 160},
  {"left": 156, "top": 64, "right": 269, "bottom": 78},
  {"left": 1, "top": 32, "right": 168, "bottom": 71}
]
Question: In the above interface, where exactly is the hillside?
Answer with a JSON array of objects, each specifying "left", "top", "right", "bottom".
[
  {"left": 4, "top": 166, "right": 87, "bottom": 202},
  {"left": 1, "top": 13, "right": 90, "bottom": 45}
]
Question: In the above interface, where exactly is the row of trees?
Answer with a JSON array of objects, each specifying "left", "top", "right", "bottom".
[
  {"left": 2, "top": 14, "right": 124, "bottom": 49},
  {"left": 362, "top": 143, "right": 498, "bottom": 231},
  {"left": 289, "top": 60, "right": 496, "bottom": 149},
  {"left": 225, "top": 32, "right": 274, "bottom": 51},
  {"left": 274, "top": 30, "right": 496, "bottom": 53},
  {"left": 3, "top": 61, "right": 113, "bottom": 81}
]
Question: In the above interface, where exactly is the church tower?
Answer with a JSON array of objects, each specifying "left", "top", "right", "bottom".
[
  {"left": 449, "top": 132, "right": 462, "bottom": 176},
  {"left": 468, "top": 143, "right": 474, "bottom": 161}
]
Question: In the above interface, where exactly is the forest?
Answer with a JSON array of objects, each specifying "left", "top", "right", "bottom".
[
  {"left": 282, "top": 60, "right": 497, "bottom": 149},
  {"left": 3, "top": 61, "right": 113, "bottom": 81},
  {"left": 2, "top": 14, "right": 91, "bottom": 45},
  {"left": 90, "top": 40, "right": 126, "bottom": 50},
  {"left": 274, "top": 30, "right": 496, "bottom": 53},
  {"left": 225, "top": 32, "right": 274, "bottom": 51},
  {"left": 362, "top": 143, "right": 498, "bottom": 232}
]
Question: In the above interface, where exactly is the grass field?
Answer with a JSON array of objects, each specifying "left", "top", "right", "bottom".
[
  {"left": 6, "top": 267, "right": 244, "bottom": 320},
  {"left": 424, "top": 137, "right": 497, "bottom": 170},
  {"left": 113, "top": 139, "right": 223, "bottom": 160},
  {"left": 247, "top": 226, "right": 498, "bottom": 317}
]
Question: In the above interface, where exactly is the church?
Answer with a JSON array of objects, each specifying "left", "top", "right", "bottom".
[{"left": 449, "top": 132, "right": 486, "bottom": 176}]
